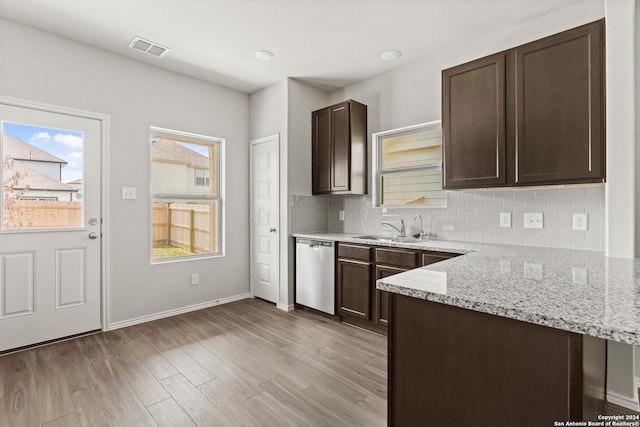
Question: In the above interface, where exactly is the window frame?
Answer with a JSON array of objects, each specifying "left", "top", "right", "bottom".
[
  {"left": 372, "top": 120, "right": 447, "bottom": 208},
  {"left": 150, "top": 126, "right": 225, "bottom": 263}
]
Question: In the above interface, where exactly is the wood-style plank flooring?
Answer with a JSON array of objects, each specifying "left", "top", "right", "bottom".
[{"left": 0, "top": 298, "right": 387, "bottom": 427}]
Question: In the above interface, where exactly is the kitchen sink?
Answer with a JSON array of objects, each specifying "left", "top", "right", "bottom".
[{"left": 354, "top": 235, "right": 429, "bottom": 243}]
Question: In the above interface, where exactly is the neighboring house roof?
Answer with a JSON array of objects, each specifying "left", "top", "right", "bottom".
[
  {"left": 2, "top": 133, "right": 68, "bottom": 164},
  {"left": 67, "top": 179, "right": 82, "bottom": 185},
  {"left": 3, "top": 160, "right": 76, "bottom": 192},
  {"left": 151, "top": 139, "right": 209, "bottom": 169}
]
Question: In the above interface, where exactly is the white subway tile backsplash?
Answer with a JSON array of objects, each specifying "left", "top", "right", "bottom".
[
  {"left": 547, "top": 198, "right": 573, "bottom": 209},
  {"left": 448, "top": 199, "right": 466, "bottom": 208},
  {"left": 503, "top": 198, "right": 525, "bottom": 208},
  {"left": 319, "top": 184, "right": 604, "bottom": 251},
  {"left": 513, "top": 189, "right": 536, "bottom": 198},
  {"left": 524, "top": 199, "right": 548, "bottom": 210},
  {"left": 484, "top": 234, "right": 503, "bottom": 244},
  {"left": 535, "top": 189, "right": 560, "bottom": 198},
  {"left": 466, "top": 199, "right": 485, "bottom": 208},
  {"left": 559, "top": 187, "right": 586, "bottom": 198},
  {"left": 572, "top": 198, "right": 601, "bottom": 209}
]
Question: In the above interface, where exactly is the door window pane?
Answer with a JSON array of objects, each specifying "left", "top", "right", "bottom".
[{"left": 2, "top": 122, "right": 84, "bottom": 230}]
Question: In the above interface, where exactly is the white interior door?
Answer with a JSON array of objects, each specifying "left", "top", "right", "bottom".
[
  {"left": 0, "top": 101, "right": 102, "bottom": 352},
  {"left": 250, "top": 135, "right": 279, "bottom": 303}
]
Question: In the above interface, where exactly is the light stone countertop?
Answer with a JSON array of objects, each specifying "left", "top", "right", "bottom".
[{"left": 292, "top": 231, "right": 640, "bottom": 345}]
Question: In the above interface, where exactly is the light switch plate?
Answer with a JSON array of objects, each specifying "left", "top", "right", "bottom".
[
  {"left": 339, "top": 210, "right": 345, "bottom": 221},
  {"left": 572, "top": 213, "right": 588, "bottom": 231},
  {"left": 122, "top": 187, "right": 137, "bottom": 200},
  {"left": 524, "top": 213, "right": 543, "bottom": 229}
]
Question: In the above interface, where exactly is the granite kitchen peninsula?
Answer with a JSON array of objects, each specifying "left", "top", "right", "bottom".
[{"left": 293, "top": 232, "right": 640, "bottom": 426}]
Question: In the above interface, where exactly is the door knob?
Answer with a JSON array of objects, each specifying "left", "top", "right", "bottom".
[
  {"left": 269, "top": 228, "right": 277, "bottom": 233},
  {"left": 89, "top": 232, "right": 98, "bottom": 239}
]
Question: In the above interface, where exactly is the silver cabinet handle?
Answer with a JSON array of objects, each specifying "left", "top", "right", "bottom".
[{"left": 89, "top": 232, "right": 98, "bottom": 239}]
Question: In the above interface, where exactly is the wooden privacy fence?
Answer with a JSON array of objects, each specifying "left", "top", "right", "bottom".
[
  {"left": 3, "top": 199, "right": 82, "bottom": 229},
  {"left": 152, "top": 202, "right": 215, "bottom": 254}
]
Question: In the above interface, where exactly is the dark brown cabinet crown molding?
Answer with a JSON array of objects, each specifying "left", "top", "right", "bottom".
[
  {"left": 442, "top": 19, "right": 605, "bottom": 190},
  {"left": 312, "top": 100, "right": 368, "bottom": 195}
]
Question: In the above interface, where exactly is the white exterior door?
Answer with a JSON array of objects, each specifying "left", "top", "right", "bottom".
[
  {"left": 250, "top": 135, "right": 279, "bottom": 303},
  {"left": 0, "top": 100, "right": 102, "bottom": 352}
]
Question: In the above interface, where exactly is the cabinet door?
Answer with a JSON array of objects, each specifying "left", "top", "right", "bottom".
[
  {"left": 331, "top": 102, "right": 351, "bottom": 192},
  {"left": 375, "top": 265, "right": 406, "bottom": 327},
  {"left": 442, "top": 52, "right": 507, "bottom": 189},
  {"left": 312, "top": 107, "right": 331, "bottom": 194},
  {"left": 337, "top": 259, "right": 371, "bottom": 320},
  {"left": 514, "top": 20, "right": 604, "bottom": 185}
]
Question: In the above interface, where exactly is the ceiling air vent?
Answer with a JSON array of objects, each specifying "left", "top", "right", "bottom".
[{"left": 128, "top": 36, "right": 169, "bottom": 58}]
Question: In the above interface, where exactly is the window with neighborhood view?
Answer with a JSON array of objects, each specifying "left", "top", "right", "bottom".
[
  {"left": 372, "top": 121, "right": 447, "bottom": 207},
  {"left": 2, "top": 121, "right": 85, "bottom": 230},
  {"left": 150, "top": 127, "right": 223, "bottom": 261}
]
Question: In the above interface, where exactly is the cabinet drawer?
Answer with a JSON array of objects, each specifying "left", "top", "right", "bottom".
[
  {"left": 375, "top": 248, "right": 418, "bottom": 269},
  {"left": 338, "top": 243, "right": 372, "bottom": 262},
  {"left": 421, "top": 251, "right": 460, "bottom": 266}
]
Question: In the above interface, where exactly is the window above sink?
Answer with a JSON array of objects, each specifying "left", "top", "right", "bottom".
[{"left": 372, "top": 120, "right": 447, "bottom": 208}]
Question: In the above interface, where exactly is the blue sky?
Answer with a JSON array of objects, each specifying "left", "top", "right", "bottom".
[{"left": 2, "top": 122, "right": 83, "bottom": 182}]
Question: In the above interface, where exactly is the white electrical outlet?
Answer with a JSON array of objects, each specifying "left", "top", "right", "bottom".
[
  {"left": 339, "top": 210, "right": 345, "bottom": 221},
  {"left": 499, "top": 212, "right": 511, "bottom": 228},
  {"left": 191, "top": 273, "right": 199, "bottom": 286},
  {"left": 572, "top": 213, "right": 588, "bottom": 231},
  {"left": 524, "top": 213, "right": 543, "bottom": 229}
]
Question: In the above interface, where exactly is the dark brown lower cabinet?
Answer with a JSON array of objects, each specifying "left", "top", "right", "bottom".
[
  {"left": 337, "top": 242, "right": 461, "bottom": 335},
  {"left": 337, "top": 259, "right": 372, "bottom": 320},
  {"left": 374, "top": 265, "right": 405, "bottom": 327},
  {"left": 388, "top": 294, "right": 606, "bottom": 427}
]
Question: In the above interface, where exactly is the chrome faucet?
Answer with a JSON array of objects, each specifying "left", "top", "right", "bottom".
[{"left": 382, "top": 219, "right": 406, "bottom": 237}]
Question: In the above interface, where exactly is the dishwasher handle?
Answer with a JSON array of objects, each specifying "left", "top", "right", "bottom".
[{"left": 296, "top": 239, "right": 334, "bottom": 249}]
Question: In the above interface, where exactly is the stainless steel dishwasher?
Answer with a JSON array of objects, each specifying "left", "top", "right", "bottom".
[{"left": 295, "top": 238, "right": 335, "bottom": 315}]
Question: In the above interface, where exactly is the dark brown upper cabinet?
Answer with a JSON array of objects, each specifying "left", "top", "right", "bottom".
[
  {"left": 312, "top": 100, "right": 367, "bottom": 195},
  {"left": 442, "top": 19, "right": 605, "bottom": 190},
  {"left": 442, "top": 51, "right": 508, "bottom": 189}
]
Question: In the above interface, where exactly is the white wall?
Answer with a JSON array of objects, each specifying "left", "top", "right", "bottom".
[
  {"left": 287, "top": 79, "right": 329, "bottom": 197},
  {"left": 0, "top": 18, "right": 251, "bottom": 325},
  {"left": 604, "top": 0, "right": 638, "bottom": 410}
]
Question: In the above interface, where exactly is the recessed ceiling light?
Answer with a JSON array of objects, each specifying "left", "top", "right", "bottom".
[
  {"left": 128, "top": 36, "right": 170, "bottom": 58},
  {"left": 255, "top": 50, "right": 275, "bottom": 61},
  {"left": 381, "top": 50, "right": 402, "bottom": 61}
]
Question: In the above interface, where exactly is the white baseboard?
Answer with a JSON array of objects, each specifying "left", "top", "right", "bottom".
[
  {"left": 607, "top": 389, "right": 640, "bottom": 411},
  {"left": 106, "top": 293, "right": 252, "bottom": 331},
  {"left": 276, "top": 303, "right": 295, "bottom": 312}
]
